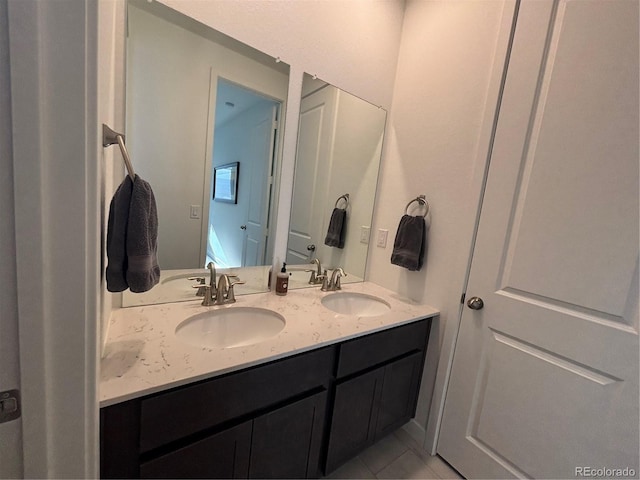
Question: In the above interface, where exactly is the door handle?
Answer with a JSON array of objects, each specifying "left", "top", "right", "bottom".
[
  {"left": 240, "top": 225, "right": 247, "bottom": 230},
  {"left": 467, "top": 296, "right": 484, "bottom": 310},
  {"left": 307, "top": 244, "right": 316, "bottom": 252}
]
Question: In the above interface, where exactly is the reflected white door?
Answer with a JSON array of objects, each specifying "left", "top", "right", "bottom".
[
  {"left": 287, "top": 85, "right": 337, "bottom": 264},
  {"left": 438, "top": 1, "right": 639, "bottom": 478},
  {"left": 242, "top": 104, "right": 278, "bottom": 267}
]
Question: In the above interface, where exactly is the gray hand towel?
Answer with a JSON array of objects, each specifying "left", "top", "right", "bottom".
[
  {"left": 106, "top": 176, "right": 134, "bottom": 292},
  {"left": 126, "top": 175, "right": 161, "bottom": 293},
  {"left": 390, "top": 214, "right": 426, "bottom": 271},
  {"left": 324, "top": 207, "right": 347, "bottom": 248}
]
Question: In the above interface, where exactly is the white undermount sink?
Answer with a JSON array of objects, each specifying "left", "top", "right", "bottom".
[
  {"left": 175, "top": 307, "right": 285, "bottom": 349},
  {"left": 321, "top": 292, "right": 391, "bottom": 317}
]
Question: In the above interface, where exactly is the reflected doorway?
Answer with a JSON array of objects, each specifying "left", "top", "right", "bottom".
[{"left": 206, "top": 79, "right": 280, "bottom": 268}]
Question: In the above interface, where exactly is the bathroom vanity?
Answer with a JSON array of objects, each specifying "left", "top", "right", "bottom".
[{"left": 100, "top": 283, "right": 438, "bottom": 478}]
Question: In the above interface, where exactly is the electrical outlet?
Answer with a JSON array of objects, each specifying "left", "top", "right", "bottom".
[
  {"left": 189, "top": 205, "right": 201, "bottom": 219},
  {"left": 376, "top": 229, "right": 388, "bottom": 248},
  {"left": 360, "top": 226, "right": 370, "bottom": 244}
]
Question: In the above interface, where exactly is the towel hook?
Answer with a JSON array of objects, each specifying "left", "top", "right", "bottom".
[
  {"left": 335, "top": 193, "right": 349, "bottom": 209},
  {"left": 405, "top": 195, "right": 429, "bottom": 218},
  {"left": 103, "top": 124, "right": 135, "bottom": 180}
]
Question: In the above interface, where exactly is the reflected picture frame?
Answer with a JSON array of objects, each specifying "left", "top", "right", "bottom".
[{"left": 213, "top": 162, "right": 239, "bottom": 204}]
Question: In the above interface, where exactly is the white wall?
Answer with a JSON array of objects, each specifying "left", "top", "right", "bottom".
[
  {"left": 127, "top": 4, "right": 289, "bottom": 269},
  {"left": 158, "top": 0, "right": 404, "bottom": 110},
  {"left": 367, "top": 0, "right": 512, "bottom": 447}
]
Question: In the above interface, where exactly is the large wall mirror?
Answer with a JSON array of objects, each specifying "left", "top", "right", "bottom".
[
  {"left": 121, "top": 2, "right": 387, "bottom": 307},
  {"left": 287, "top": 74, "right": 386, "bottom": 286},
  {"left": 122, "top": 0, "right": 289, "bottom": 306}
]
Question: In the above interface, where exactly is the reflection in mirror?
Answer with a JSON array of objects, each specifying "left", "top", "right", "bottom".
[
  {"left": 122, "top": 0, "right": 289, "bottom": 306},
  {"left": 287, "top": 74, "right": 386, "bottom": 288}
]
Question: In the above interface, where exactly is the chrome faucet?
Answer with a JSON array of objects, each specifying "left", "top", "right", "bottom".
[
  {"left": 285, "top": 260, "right": 326, "bottom": 285},
  {"left": 193, "top": 272, "right": 245, "bottom": 306},
  {"left": 206, "top": 261, "right": 218, "bottom": 300},
  {"left": 308, "top": 258, "right": 326, "bottom": 285},
  {"left": 322, "top": 267, "right": 346, "bottom": 291},
  {"left": 207, "top": 262, "right": 217, "bottom": 288},
  {"left": 215, "top": 274, "right": 245, "bottom": 304},
  {"left": 189, "top": 261, "right": 216, "bottom": 297}
]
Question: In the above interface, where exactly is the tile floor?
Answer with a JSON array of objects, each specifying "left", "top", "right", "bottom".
[{"left": 324, "top": 428, "right": 464, "bottom": 480}]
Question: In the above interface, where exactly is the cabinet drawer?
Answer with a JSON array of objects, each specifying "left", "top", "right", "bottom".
[
  {"left": 336, "top": 319, "right": 429, "bottom": 378},
  {"left": 139, "top": 346, "right": 334, "bottom": 452}
]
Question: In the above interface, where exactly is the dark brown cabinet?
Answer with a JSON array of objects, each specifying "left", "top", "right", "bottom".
[
  {"left": 139, "top": 390, "right": 327, "bottom": 479},
  {"left": 101, "top": 318, "right": 432, "bottom": 479},
  {"left": 140, "top": 421, "right": 252, "bottom": 479},
  {"left": 249, "top": 390, "right": 326, "bottom": 479},
  {"left": 325, "top": 367, "right": 383, "bottom": 471},
  {"left": 376, "top": 352, "right": 424, "bottom": 438},
  {"left": 325, "top": 351, "right": 424, "bottom": 472}
]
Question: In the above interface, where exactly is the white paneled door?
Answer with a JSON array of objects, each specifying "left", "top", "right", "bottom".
[
  {"left": 287, "top": 85, "right": 337, "bottom": 264},
  {"left": 438, "top": 1, "right": 639, "bottom": 478},
  {"left": 243, "top": 104, "right": 278, "bottom": 267}
]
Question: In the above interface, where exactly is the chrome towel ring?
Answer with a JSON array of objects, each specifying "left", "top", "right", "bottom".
[
  {"left": 335, "top": 193, "right": 349, "bottom": 209},
  {"left": 405, "top": 195, "right": 429, "bottom": 217}
]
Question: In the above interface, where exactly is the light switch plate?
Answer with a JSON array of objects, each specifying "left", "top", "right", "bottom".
[
  {"left": 190, "top": 205, "right": 201, "bottom": 219},
  {"left": 360, "top": 226, "right": 370, "bottom": 244},
  {"left": 376, "top": 229, "right": 388, "bottom": 248}
]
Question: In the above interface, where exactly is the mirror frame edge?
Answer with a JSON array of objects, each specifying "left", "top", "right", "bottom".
[{"left": 270, "top": 67, "right": 305, "bottom": 278}]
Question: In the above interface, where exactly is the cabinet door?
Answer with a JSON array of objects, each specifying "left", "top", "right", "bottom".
[
  {"left": 375, "top": 352, "right": 423, "bottom": 439},
  {"left": 249, "top": 390, "right": 327, "bottom": 479},
  {"left": 325, "top": 367, "right": 384, "bottom": 473},
  {"left": 139, "top": 421, "right": 251, "bottom": 479}
]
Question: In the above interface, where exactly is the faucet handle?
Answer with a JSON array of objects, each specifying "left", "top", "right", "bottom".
[
  {"left": 190, "top": 278, "right": 207, "bottom": 296},
  {"left": 225, "top": 276, "right": 245, "bottom": 303}
]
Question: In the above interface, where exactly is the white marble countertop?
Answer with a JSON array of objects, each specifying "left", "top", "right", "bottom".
[{"left": 100, "top": 281, "right": 439, "bottom": 407}]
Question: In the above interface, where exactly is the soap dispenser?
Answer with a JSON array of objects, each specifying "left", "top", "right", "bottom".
[{"left": 275, "top": 262, "right": 289, "bottom": 296}]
